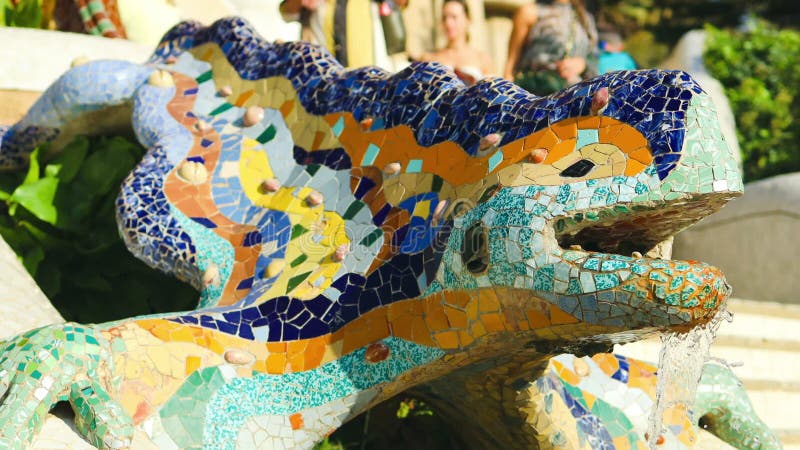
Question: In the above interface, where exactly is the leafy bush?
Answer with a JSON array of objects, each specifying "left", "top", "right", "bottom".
[
  {"left": 0, "top": 136, "right": 197, "bottom": 323},
  {"left": 1, "top": 0, "right": 43, "bottom": 28},
  {"left": 704, "top": 20, "right": 800, "bottom": 182},
  {"left": 319, "top": 396, "right": 460, "bottom": 450}
]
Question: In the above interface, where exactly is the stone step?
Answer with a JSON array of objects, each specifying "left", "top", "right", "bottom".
[
  {"left": 619, "top": 341, "right": 800, "bottom": 387},
  {"left": 779, "top": 430, "right": 800, "bottom": 447}
]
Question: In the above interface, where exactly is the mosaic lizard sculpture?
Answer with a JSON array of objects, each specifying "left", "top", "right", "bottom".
[{"left": 0, "top": 17, "right": 777, "bottom": 450}]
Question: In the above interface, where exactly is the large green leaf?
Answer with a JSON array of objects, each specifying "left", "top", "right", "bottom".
[
  {"left": 76, "top": 144, "right": 137, "bottom": 195},
  {"left": 21, "top": 245, "right": 44, "bottom": 276},
  {"left": 10, "top": 177, "right": 58, "bottom": 224},
  {"left": 52, "top": 181, "right": 96, "bottom": 231},
  {"left": 0, "top": 219, "right": 37, "bottom": 254},
  {"left": 45, "top": 137, "right": 89, "bottom": 182},
  {"left": 22, "top": 146, "right": 41, "bottom": 185},
  {"left": 103, "top": 136, "right": 146, "bottom": 160},
  {"left": 17, "top": 219, "right": 72, "bottom": 251}
]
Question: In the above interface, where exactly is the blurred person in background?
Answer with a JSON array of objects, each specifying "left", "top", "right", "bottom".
[
  {"left": 279, "top": 0, "right": 408, "bottom": 70},
  {"left": 503, "top": 0, "right": 598, "bottom": 95},
  {"left": 597, "top": 29, "right": 637, "bottom": 73},
  {"left": 416, "top": 0, "right": 494, "bottom": 85}
]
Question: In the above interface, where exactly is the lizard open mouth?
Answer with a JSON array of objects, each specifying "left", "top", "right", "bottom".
[
  {"left": 545, "top": 194, "right": 737, "bottom": 328},
  {"left": 554, "top": 198, "right": 726, "bottom": 262}
]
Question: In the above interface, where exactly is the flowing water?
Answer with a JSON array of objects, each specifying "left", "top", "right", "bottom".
[{"left": 646, "top": 308, "right": 734, "bottom": 449}]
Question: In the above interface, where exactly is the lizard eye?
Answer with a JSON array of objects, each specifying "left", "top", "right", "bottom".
[
  {"left": 561, "top": 159, "right": 596, "bottom": 178},
  {"left": 462, "top": 223, "right": 489, "bottom": 274}
]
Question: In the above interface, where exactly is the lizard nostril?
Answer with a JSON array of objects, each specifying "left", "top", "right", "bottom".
[
  {"left": 462, "top": 222, "right": 489, "bottom": 274},
  {"left": 560, "top": 159, "right": 595, "bottom": 178}
]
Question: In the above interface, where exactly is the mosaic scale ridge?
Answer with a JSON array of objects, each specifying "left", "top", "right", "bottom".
[{"left": 0, "top": 17, "right": 779, "bottom": 450}]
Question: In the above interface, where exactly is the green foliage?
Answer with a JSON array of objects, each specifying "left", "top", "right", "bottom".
[
  {"left": 0, "top": 136, "right": 198, "bottom": 323},
  {"left": 313, "top": 438, "right": 345, "bottom": 450},
  {"left": 592, "top": 1, "right": 799, "bottom": 70},
  {"left": 704, "top": 20, "right": 800, "bottom": 181},
  {"left": 1, "top": 0, "right": 43, "bottom": 28},
  {"left": 395, "top": 398, "right": 433, "bottom": 419},
  {"left": 315, "top": 396, "right": 460, "bottom": 450}
]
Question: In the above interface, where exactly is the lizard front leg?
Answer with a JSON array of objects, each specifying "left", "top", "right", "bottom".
[{"left": 0, "top": 324, "right": 132, "bottom": 449}]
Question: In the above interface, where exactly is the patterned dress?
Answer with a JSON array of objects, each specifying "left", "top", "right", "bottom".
[{"left": 513, "top": 2, "right": 598, "bottom": 95}]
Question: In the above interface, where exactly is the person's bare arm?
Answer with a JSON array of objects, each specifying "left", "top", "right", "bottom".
[
  {"left": 279, "top": 0, "right": 319, "bottom": 19},
  {"left": 416, "top": 51, "right": 438, "bottom": 63},
  {"left": 503, "top": 3, "right": 537, "bottom": 81},
  {"left": 480, "top": 51, "right": 495, "bottom": 77},
  {"left": 555, "top": 56, "right": 586, "bottom": 83}
]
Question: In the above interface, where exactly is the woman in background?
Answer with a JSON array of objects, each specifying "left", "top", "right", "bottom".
[
  {"left": 418, "top": 0, "right": 494, "bottom": 85},
  {"left": 279, "top": 0, "right": 408, "bottom": 70},
  {"left": 503, "top": 0, "right": 598, "bottom": 95}
]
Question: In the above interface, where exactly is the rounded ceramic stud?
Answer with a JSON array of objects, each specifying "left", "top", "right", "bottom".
[
  {"left": 631, "top": 251, "right": 643, "bottom": 259},
  {"left": 148, "top": 70, "right": 174, "bottom": 88},
  {"left": 243, "top": 106, "right": 264, "bottom": 127},
  {"left": 528, "top": 148, "right": 548, "bottom": 164},
  {"left": 333, "top": 244, "right": 350, "bottom": 262},
  {"left": 479, "top": 133, "right": 501, "bottom": 151},
  {"left": 224, "top": 350, "right": 254, "bottom": 365},
  {"left": 383, "top": 162, "right": 402, "bottom": 175},
  {"left": 261, "top": 178, "right": 281, "bottom": 193},
  {"left": 591, "top": 87, "right": 610, "bottom": 115},
  {"left": 573, "top": 358, "right": 590, "bottom": 377},
  {"left": 218, "top": 85, "right": 233, "bottom": 97},
  {"left": 266, "top": 259, "right": 285, "bottom": 278},
  {"left": 177, "top": 160, "right": 208, "bottom": 184},
  {"left": 365, "top": 342, "right": 390, "bottom": 363},
  {"left": 360, "top": 117, "right": 374, "bottom": 131},
  {"left": 194, "top": 120, "right": 212, "bottom": 133},
  {"left": 306, "top": 191, "right": 323, "bottom": 207},
  {"left": 202, "top": 264, "right": 220, "bottom": 287},
  {"left": 70, "top": 56, "right": 90, "bottom": 68}
]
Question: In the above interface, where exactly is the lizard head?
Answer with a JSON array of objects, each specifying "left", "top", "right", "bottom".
[{"left": 429, "top": 70, "right": 742, "bottom": 347}]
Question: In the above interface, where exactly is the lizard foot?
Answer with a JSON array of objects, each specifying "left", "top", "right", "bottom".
[{"left": 0, "top": 324, "right": 133, "bottom": 449}]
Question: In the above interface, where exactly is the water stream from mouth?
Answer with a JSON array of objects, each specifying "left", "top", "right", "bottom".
[{"left": 645, "top": 308, "right": 733, "bottom": 449}]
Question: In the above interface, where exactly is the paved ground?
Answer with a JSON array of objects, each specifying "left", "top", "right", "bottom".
[{"left": 617, "top": 298, "right": 800, "bottom": 449}]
